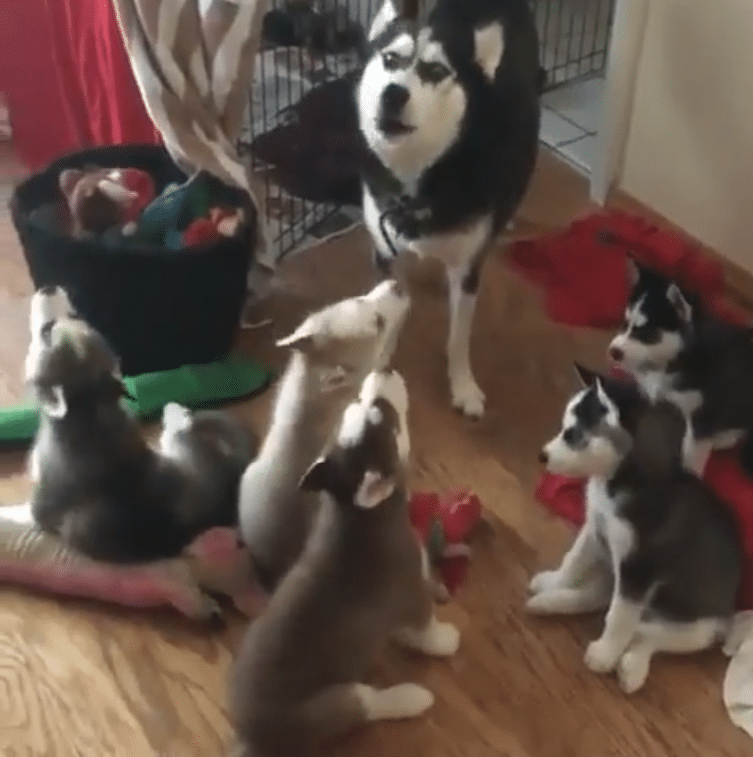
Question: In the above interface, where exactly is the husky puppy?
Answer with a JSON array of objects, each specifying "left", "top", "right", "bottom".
[
  {"left": 26, "top": 286, "right": 256, "bottom": 563},
  {"left": 238, "top": 279, "right": 410, "bottom": 588},
  {"left": 357, "top": 0, "right": 541, "bottom": 417},
  {"left": 608, "top": 259, "right": 753, "bottom": 474},
  {"left": 230, "top": 369, "right": 460, "bottom": 757},
  {"left": 529, "top": 364, "right": 743, "bottom": 693}
]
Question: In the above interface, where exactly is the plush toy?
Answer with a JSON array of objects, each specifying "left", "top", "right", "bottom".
[
  {"left": 409, "top": 490, "right": 482, "bottom": 599},
  {"left": 0, "top": 505, "right": 266, "bottom": 620},
  {"left": 130, "top": 173, "right": 212, "bottom": 247},
  {"left": 174, "top": 206, "right": 245, "bottom": 250},
  {"left": 59, "top": 166, "right": 155, "bottom": 238}
]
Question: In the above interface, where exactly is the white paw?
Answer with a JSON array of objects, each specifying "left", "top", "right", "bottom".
[
  {"left": 424, "top": 621, "right": 461, "bottom": 657},
  {"left": 450, "top": 373, "right": 485, "bottom": 418},
  {"left": 360, "top": 683, "right": 435, "bottom": 720},
  {"left": 529, "top": 570, "right": 562, "bottom": 595},
  {"left": 616, "top": 649, "right": 650, "bottom": 694},
  {"left": 526, "top": 591, "right": 567, "bottom": 615},
  {"left": 387, "top": 683, "right": 435, "bottom": 717},
  {"left": 584, "top": 639, "right": 620, "bottom": 674}
]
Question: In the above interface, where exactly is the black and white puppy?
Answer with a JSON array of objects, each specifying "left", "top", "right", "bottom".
[
  {"left": 608, "top": 259, "right": 753, "bottom": 474},
  {"left": 529, "top": 364, "right": 743, "bottom": 694},
  {"left": 357, "top": 0, "right": 541, "bottom": 417},
  {"left": 26, "top": 286, "right": 256, "bottom": 563}
]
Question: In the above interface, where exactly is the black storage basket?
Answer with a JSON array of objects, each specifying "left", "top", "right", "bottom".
[{"left": 10, "top": 143, "right": 256, "bottom": 376}]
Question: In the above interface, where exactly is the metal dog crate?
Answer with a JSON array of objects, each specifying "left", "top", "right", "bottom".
[{"left": 240, "top": 0, "right": 617, "bottom": 261}]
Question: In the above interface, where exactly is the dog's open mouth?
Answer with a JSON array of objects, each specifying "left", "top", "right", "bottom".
[{"left": 378, "top": 117, "right": 416, "bottom": 138}]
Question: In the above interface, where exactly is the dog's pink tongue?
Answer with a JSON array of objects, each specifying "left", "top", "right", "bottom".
[{"left": 188, "top": 527, "right": 241, "bottom": 564}]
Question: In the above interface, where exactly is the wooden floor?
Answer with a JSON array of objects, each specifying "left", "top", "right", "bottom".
[{"left": 0, "top": 146, "right": 750, "bottom": 756}]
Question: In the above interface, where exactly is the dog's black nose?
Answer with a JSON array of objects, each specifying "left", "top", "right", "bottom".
[
  {"left": 538, "top": 450, "right": 548, "bottom": 465},
  {"left": 381, "top": 83, "right": 410, "bottom": 116},
  {"left": 38, "top": 285, "right": 58, "bottom": 296},
  {"left": 609, "top": 345, "right": 624, "bottom": 362}
]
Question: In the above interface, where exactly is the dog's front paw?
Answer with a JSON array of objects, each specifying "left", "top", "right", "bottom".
[
  {"left": 528, "top": 570, "right": 562, "bottom": 595},
  {"left": 584, "top": 638, "right": 620, "bottom": 674},
  {"left": 616, "top": 648, "right": 650, "bottom": 694},
  {"left": 450, "top": 373, "right": 485, "bottom": 418}
]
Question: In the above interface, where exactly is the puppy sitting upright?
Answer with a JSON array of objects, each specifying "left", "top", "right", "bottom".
[
  {"left": 239, "top": 279, "right": 410, "bottom": 588},
  {"left": 608, "top": 259, "right": 753, "bottom": 474},
  {"left": 230, "top": 369, "right": 460, "bottom": 757},
  {"left": 529, "top": 364, "right": 743, "bottom": 694},
  {"left": 26, "top": 286, "right": 256, "bottom": 563},
  {"left": 357, "top": 0, "right": 541, "bottom": 417}
]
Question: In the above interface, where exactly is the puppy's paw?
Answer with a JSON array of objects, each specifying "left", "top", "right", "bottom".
[
  {"left": 526, "top": 590, "right": 568, "bottom": 615},
  {"left": 584, "top": 638, "right": 620, "bottom": 674},
  {"left": 450, "top": 373, "right": 485, "bottom": 419},
  {"left": 424, "top": 621, "right": 461, "bottom": 657},
  {"left": 358, "top": 682, "right": 435, "bottom": 721},
  {"left": 528, "top": 569, "right": 562, "bottom": 595},
  {"left": 616, "top": 648, "right": 650, "bottom": 694}
]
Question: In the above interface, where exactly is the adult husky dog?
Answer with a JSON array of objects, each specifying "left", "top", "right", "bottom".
[{"left": 357, "top": 0, "right": 542, "bottom": 417}]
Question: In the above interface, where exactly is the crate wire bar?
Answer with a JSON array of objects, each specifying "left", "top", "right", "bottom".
[{"left": 241, "top": 0, "right": 616, "bottom": 261}]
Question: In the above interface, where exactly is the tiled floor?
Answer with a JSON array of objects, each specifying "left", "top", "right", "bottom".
[{"left": 540, "top": 75, "right": 604, "bottom": 175}]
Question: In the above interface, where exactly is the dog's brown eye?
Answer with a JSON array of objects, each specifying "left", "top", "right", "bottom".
[
  {"left": 417, "top": 60, "right": 450, "bottom": 83},
  {"left": 40, "top": 320, "right": 55, "bottom": 342},
  {"left": 382, "top": 51, "right": 401, "bottom": 69}
]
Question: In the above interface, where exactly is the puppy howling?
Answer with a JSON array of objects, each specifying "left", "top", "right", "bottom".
[
  {"left": 529, "top": 364, "right": 743, "bottom": 693},
  {"left": 26, "top": 286, "right": 256, "bottom": 563},
  {"left": 238, "top": 279, "right": 410, "bottom": 588},
  {"left": 357, "top": 0, "right": 541, "bottom": 417},
  {"left": 608, "top": 259, "right": 753, "bottom": 474},
  {"left": 230, "top": 369, "right": 460, "bottom": 757}
]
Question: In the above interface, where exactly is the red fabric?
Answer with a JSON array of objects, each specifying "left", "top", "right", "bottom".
[
  {"left": 0, "top": 0, "right": 160, "bottom": 171},
  {"left": 410, "top": 490, "right": 482, "bottom": 595},
  {"left": 509, "top": 210, "right": 746, "bottom": 328}
]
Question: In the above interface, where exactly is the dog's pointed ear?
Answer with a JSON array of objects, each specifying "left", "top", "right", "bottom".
[
  {"left": 276, "top": 322, "right": 315, "bottom": 351},
  {"left": 474, "top": 22, "right": 505, "bottom": 80},
  {"left": 368, "top": 0, "right": 399, "bottom": 42},
  {"left": 355, "top": 470, "right": 395, "bottom": 509},
  {"left": 300, "top": 456, "right": 336, "bottom": 493},
  {"left": 39, "top": 385, "right": 68, "bottom": 419},
  {"left": 666, "top": 283, "right": 693, "bottom": 324},
  {"left": 573, "top": 362, "right": 598, "bottom": 387}
]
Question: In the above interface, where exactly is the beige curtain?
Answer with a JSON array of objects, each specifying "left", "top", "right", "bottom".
[{"left": 110, "top": 0, "right": 276, "bottom": 275}]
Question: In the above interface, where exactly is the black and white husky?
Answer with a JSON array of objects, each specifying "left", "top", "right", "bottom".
[
  {"left": 608, "top": 259, "right": 753, "bottom": 474},
  {"left": 357, "top": 0, "right": 542, "bottom": 417},
  {"left": 529, "top": 364, "right": 743, "bottom": 693}
]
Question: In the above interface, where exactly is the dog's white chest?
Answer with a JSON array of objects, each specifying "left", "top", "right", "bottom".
[
  {"left": 362, "top": 187, "right": 492, "bottom": 268},
  {"left": 638, "top": 370, "right": 702, "bottom": 415},
  {"left": 586, "top": 477, "right": 635, "bottom": 566}
]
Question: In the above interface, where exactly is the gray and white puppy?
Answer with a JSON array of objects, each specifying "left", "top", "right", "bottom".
[
  {"left": 529, "top": 364, "right": 743, "bottom": 694},
  {"left": 26, "top": 286, "right": 256, "bottom": 563},
  {"left": 238, "top": 279, "right": 410, "bottom": 589},
  {"left": 608, "top": 259, "right": 753, "bottom": 475},
  {"left": 230, "top": 369, "right": 459, "bottom": 757}
]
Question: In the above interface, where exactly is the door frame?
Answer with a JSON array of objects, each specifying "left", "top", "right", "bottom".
[{"left": 589, "top": 0, "right": 650, "bottom": 204}]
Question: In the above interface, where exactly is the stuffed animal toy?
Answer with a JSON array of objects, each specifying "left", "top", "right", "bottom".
[
  {"left": 59, "top": 166, "right": 155, "bottom": 238},
  {"left": 410, "top": 490, "right": 482, "bottom": 598},
  {"left": 0, "top": 506, "right": 266, "bottom": 621}
]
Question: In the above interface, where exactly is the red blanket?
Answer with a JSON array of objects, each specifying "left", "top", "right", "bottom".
[
  {"left": 0, "top": 0, "right": 160, "bottom": 170},
  {"left": 512, "top": 210, "right": 753, "bottom": 609}
]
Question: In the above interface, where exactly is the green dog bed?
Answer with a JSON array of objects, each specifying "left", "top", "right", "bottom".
[{"left": 0, "top": 357, "right": 272, "bottom": 445}]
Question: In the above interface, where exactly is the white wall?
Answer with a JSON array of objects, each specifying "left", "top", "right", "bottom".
[{"left": 619, "top": 0, "right": 753, "bottom": 273}]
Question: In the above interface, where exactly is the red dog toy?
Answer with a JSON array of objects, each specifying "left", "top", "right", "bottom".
[{"left": 410, "top": 490, "right": 482, "bottom": 596}]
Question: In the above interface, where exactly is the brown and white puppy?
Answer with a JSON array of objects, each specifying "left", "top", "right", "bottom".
[
  {"left": 26, "top": 286, "right": 256, "bottom": 565},
  {"left": 238, "top": 279, "right": 410, "bottom": 588},
  {"left": 230, "top": 369, "right": 460, "bottom": 757}
]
